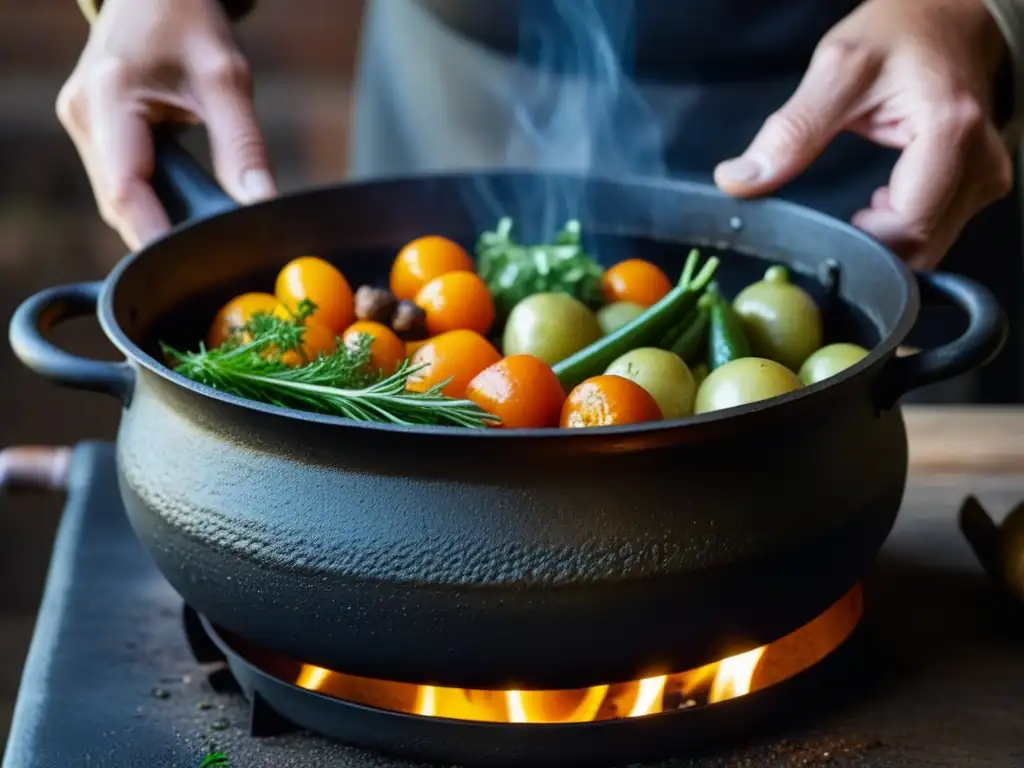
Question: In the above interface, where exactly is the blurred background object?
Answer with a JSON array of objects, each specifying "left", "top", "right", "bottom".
[{"left": 0, "top": 0, "right": 365, "bottom": 742}]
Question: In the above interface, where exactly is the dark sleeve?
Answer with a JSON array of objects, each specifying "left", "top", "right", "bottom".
[
  {"left": 983, "top": 0, "right": 1024, "bottom": 147},
  {"left": 79, "top": 0, "right": 257, "bottom": 23}
]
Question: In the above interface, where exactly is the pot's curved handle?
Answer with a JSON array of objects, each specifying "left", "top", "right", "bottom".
[
  {"left": 875, "top": 272, "right": 1007, "bottom": 408},
  {"left": 151, "top": 129, "right": 238, "bottom": 226},
  {"left": 8, "top": 281, "right": 135, "bottom": 403}
]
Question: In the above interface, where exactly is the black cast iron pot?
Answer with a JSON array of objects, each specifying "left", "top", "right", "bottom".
[{"left": 9, "top": 138, "right": 1006, "bottom": 690}]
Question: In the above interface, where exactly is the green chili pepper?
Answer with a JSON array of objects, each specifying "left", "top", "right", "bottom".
[
  {"left": 669, "top": 303, "right": 710, "bottom": 364},
  {"left": 705, "top": 283, "right": 751, "bottom": 370},
  {"left": 552, "top": 250, "right": 719, "bottom": 391}
]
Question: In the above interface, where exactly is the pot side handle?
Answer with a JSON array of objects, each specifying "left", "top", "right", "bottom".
[
  {"left": 874, "top": 271, "right": 1007, "bottom": 408},
  {"left": 150, "top": 129, "right": 238, "bottom": 226},
  {"left": 8, "top": 281, "right": 134, "bottom": 403}
]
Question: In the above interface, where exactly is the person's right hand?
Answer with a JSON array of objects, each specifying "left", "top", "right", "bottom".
[{"left": 57, "top": 0, "right": 275, "bottom": 250}]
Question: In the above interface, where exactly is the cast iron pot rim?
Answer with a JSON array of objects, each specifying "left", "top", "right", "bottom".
[{"left": 97, "top": 171, "right": 918, "bottom": 439}]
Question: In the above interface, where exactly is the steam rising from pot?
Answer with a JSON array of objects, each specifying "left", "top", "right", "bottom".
[{"left": 468, "top": 0, "right": 666, "bottom": 247}]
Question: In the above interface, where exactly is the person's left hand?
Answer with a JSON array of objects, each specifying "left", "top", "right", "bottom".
[{"left": 714, "top": 0, "right": 1013, "bottom": 269}]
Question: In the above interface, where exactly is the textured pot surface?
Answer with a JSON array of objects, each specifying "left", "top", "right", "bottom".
[{"left": 116, "top": 367, "right": 904, "bottom": 686}]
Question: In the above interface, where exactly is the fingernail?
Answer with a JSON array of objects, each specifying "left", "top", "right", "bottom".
[
  {"left": 240, "top": 169, "right": 276, "bottom": 203},
  {"left": 716, "top": 155, "right": 767, "bottom": 184}
]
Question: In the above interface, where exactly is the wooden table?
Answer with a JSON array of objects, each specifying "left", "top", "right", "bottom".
[
  {"left": 906, "top": 405, "right": 1024, "bottom": 476},
  {"left": 904, "top": 405, "right": 1024, "bottom": 604}
]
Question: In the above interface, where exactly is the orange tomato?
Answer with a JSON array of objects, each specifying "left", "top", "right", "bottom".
[
  {"left": 414, "top": 270, "right": 495, "bottom": 336},
  {"left": 601, "top": 259, "right": 672, "bottom": 307},
  {"left": 466, "top": 355, "right": 566, "bottom": 429},
  {"left": 406, "top": 330, "right": 502, "bottom": 399},
  {"left": 405, "top": 338, "right": 431, "bottom": 358},
  {"left": 560, "top": 374, "right": 663, "bottom": 428},
  {"left": 279, "top": 320, "right": 338, "bottom": 367},
  {"left": 342, "top": 320, "right": 407, "bottom": 376},
  {"left": 206, "top": 292, "right": 281, "bottom": 349},
  {"left": 275, "top": 256, "right": 355, "bottom": 334},
  {"left": 390, "top": 236, "right": 475, "bottom": 301}
]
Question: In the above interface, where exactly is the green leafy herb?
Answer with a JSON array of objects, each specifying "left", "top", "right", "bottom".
[
  {"left": 476, "top": 217, "right": 605, "bottom": 320},
  {"left": 200, "top": 753, "right": 228, "bottom": 768},
  {"left": 162, "top": 307, "right": 498, "bottom": 429}
]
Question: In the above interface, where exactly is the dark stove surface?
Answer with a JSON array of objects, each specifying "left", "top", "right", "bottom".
[{"left": 4, "top": 443, "right": 1024, "bottom": 768}]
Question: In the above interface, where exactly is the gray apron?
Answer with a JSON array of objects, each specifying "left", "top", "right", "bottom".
[{"left": 348, "top": 0, "right": 1023, "bottom": 403}]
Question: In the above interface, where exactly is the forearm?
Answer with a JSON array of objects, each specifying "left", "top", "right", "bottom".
[
  {"left": 984, "top": 0, "right": 1024, "bottom": 145},
  {"left": 76, "top": 0, "right": 256, "bottom": 23}
]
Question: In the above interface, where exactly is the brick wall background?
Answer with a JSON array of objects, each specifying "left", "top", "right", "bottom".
[{"left": 0, "top": 0, "right": 366, "bottom": 743}]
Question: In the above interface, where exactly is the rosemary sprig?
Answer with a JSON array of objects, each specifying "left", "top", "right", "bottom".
[{"left": 162, "top": 307, "right": 498, "bottom": 428}]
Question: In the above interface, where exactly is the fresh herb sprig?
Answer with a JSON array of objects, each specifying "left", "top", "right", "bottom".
[
  {"left": 162, "top": 305, "right": 498, "bottom": 429},
  {"left": 476, "top": 217, "right": 605, "bottom": 320}
]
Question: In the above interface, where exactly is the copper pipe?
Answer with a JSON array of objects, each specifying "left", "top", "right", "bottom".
[{"left": 0, "top": 446, "right": 72, "bottom": 493}]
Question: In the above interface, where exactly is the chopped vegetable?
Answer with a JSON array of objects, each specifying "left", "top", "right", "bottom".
[
  {"left": 414, "top": 270, "right": 496, "bottom": 336},
  {"left": 798, "top": 343, "right": 869, "bottom": 385},
  {"left": 476, "top": 218, "right": 605, "bottom": 320},
  {"left": 406, "top": 329, "right": 503, "bottom": 399},
  {"left": 705, "top": 283, "right": 751, "bottom": 371},
  {"left": 206, "top": 292, "right": 280, "bottom": 349},
  {"left": 341, "top": 321, "right": 406, "bottom": 376},
  {"left": 733, "top": 265, "right": 823, "bottom": 371},
  {"left": 560, "top": 374, "right": 663, "bottom": 428},
  {"left": 551, "top": 250, "right": 719, "bottom": 391},
  {"left": 466, "top": 354, "right": 566, "bottom": 429},
  {"left": 279, "top": 320, "right": 337, "bottom": 367},
  {"left": 502, "top": 293, "right": 603, "bottom": 366},
  {"left": 667, "top": 303, "right": 710, "bottom": 364},
  {"left": 390, "top": 235, "right": 475, "bottom": 301},
  {"left": 275, "top": 256, "right": 355, "bottom": 334},
  {"left": 601, "top": 259, "right": 672, "bottom": 307},
  {"left": 691, "top": 361, "right": 710, "bottom": 387},
  {"left": 694, "top": 357, "right": 802, "bottom": 414},
  {"left": 597, "top": 301, "right": 646, "bottom": 336},
  {"left": 164, "top": 304, "right": 496, "bottom": 428},
  {"left": 604, "top": 347, "right": 697, "bottom": 419}
]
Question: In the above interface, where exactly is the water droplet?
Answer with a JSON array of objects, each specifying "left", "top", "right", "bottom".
[{"left": 729, "top": 216, "right": 743, "bottom": 232}]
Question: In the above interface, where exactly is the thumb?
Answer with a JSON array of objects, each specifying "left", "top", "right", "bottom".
[
  {"left": 194, "top": 56, "right": 276, "bottom": 204},
  {"left": 715, "top": 43, "right": 876, "bottom": 197}
]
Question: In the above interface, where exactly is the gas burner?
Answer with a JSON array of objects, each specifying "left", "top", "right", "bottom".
[{"left": 184, "top": 586, "right": 864, "bottom": 766}]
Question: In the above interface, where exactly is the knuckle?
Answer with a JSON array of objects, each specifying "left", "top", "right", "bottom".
[
  {"left": 812, "top": 38, "right": 874, "bottom": 75},
  {"left": 105, "top": 178, "right": 141, "bottom": 218},
  {"left": 197, "top": 53, "right": 252, "bottom": 90},
  {"left": 90, "top": 57, "right": 139, "bottom": 92},
  {"left": 54, "top": 83, "right": 85, "bottom": 129},
  {"left": 937, "top": 96, "right": 985, "bottom": 138}
]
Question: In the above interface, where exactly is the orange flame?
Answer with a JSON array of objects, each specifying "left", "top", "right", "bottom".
[{"left": 294, "top": 584, "right": 862, "bottom": 724}]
